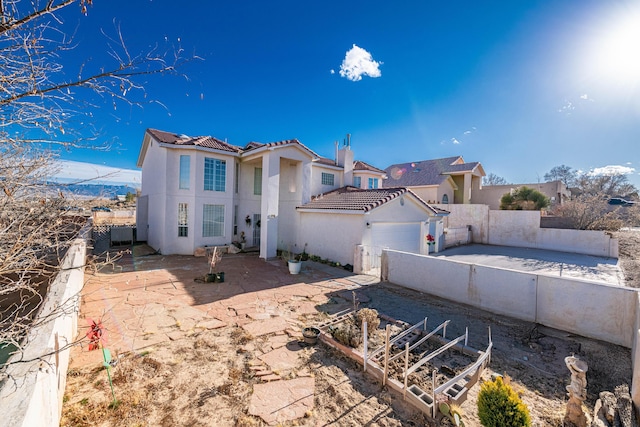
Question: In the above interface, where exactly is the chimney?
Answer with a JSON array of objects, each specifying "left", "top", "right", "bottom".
[{"left": 334, "top": 141, "right": 339, "bottom": 165}]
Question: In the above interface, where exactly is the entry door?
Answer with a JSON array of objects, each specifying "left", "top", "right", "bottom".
[{"left": 252, "top": 213, "right": 261, "bottom": 247}]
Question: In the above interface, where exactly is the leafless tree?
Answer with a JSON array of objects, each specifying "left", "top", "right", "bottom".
[
  {"left": 482, "top": 173, "right": 508, "bottom": 186},
  {"left": 0, "top": 0, "right": 190, "bottom": 374}
]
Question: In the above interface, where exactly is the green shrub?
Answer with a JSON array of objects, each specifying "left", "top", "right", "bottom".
[{"left": 477, "top": 376, "right": 531, "bottom": 427}]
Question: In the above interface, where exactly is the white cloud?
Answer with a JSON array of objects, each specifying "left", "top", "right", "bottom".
[
  {"left": 589, "top": 165, "right": 636, "bottom": 176},
  {"left": 451, "top": 138, "right": 460, "bottom": 144},
  {"left": 53, "top": 160, "right": 141, "bottom": 186},
  {"left": 339, "top": 44, "right": 382, "bottom": 82},
  {"left": 580, "top": 94, "right": 588, "bottom": 100},
  {"left": 330, "top": 69, "right": 335, "bottom": 74},
  {"left": 463, "top": 130, "right": 472, "bottom": 135}
]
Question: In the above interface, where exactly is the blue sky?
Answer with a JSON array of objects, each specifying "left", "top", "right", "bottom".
[{"left": 53, "top": 0, "right": 640, "bottom": 188}]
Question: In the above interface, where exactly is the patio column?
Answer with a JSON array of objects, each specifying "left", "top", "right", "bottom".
[
  {"left": 260, "top": 152, "right": 280, "bottom": 259},
  {"left": 463, "top": 173, "right": 472, "bottom": 204}
]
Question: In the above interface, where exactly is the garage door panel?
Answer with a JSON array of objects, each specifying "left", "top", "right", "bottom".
[{"left": 371, "top": 223, "right": 421, "bottom": 253}]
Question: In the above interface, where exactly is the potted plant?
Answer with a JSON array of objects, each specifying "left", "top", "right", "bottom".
[
  {"left": 245, "top": 215, "right": 251, "bottom": 226},
  {"left": 283, "top": 246, "right": 301, "bottom": 274},
  {"left": 239, "top": 231, "right": 246, "bottom": 250}
]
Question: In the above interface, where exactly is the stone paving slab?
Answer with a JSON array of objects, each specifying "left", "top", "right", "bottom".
[
  {"left": 242, "top": 317, "right": 291, "bottom": 337},
  {"left": 259, "top": 344, "right": 303, "bottom": 371},
  {"left": 249, "top": 377, "right": 315, "bottom": 425}
]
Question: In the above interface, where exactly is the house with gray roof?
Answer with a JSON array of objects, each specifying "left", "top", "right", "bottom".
[
  {"left": 383, "top": 156, "right": 486, "bottom": 205},
  {"left": 136, "top": 129, "right": 446, "bottom": 266}
]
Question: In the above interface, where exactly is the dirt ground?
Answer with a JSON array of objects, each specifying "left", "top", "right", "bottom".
[
  {"left": 615, "top": 229, "right": 640, "bottom": 288},
  {"left": 61, "top": 231, "right": 639, "bottom": 427}
]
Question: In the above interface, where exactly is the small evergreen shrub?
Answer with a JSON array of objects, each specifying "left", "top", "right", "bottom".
[{"left": 477, "top": 376, "right": 531, "bottom": 427}]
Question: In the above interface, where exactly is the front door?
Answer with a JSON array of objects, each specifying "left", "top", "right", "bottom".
[{"left": 252, "top": 213, "right": 261, "bottom": 247}]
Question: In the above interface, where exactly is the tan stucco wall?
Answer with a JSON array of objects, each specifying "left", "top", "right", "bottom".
[{"left": 472, "top": 181, "right": 570, "bottom": 210}]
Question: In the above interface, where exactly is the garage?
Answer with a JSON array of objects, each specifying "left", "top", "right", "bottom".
[{"left": 370, "top": 222, "right": 422, "bottom": 253}]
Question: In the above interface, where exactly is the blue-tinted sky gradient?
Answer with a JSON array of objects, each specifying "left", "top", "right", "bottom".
[{"left": 53, "top": 0, "right": 640, "bottom": 188}]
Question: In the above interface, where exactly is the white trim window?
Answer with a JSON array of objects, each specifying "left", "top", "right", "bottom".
[
  {"left": 179, "top": 155, "right": 190, "bottom": 189},
  {"left": 254, "top": 167, "right": 262, "bottom": 195},
  {"left": 368, "top": 177, "right": 378, "bottom": 189},
  {"left": 321, "top": 172, "right": 335, "bottom": 186},
  {"left": 203, "top": 204, "right": 225, "bottom": 237},
  {"left": 353, "top": 176, "right": 362, "bottom": 188},
  {"left": 178, "top": 203, "right": 188, "bottom": 237},
  {"left": 204, "top": 158, "right": 226, "bottom": 191}
]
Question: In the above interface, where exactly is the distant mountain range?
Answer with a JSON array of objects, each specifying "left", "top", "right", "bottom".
[{"left": 50, "top": 182, "right": 138, "bottom": 199}]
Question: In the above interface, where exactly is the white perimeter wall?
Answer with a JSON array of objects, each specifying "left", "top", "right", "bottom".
[
  {"left": 435, "top": 203, "right": 489, "bottom": 244},
  {"left": 1, "top": 229, "right": 89, "bottom": 427},
  {"left": 385, "top": 249, "right": 640, "bottom": 411},
  {"left": 487, "top": 210, "right": 617, "bottom": 257},
  {"left": 384, "top": 249, "right": 637, "bottom": 347},
  {"left": 433, "top": 205, "right": 617, "bottom": 258}
]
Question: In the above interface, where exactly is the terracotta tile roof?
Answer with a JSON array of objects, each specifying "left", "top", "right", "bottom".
[
  {"left": 382, "top": 156, "right": 481, "bottom": 187},
  {"left": 297, "top": 186, "right": 448, "bottom": 215},
  {"left": 243, "top": 139, "right": 320, "bottom": 158},
  {"left": 354, "top": 160, "right": 385, "bottom": 174},
  {"left": 147, "top": 128, "right": 241, "bottom": 153},
  {"left": 315, "top": 157, "right": 339, "bottom": 166}
]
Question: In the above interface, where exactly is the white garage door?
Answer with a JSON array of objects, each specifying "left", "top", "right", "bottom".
[{"left": 371, "top": 222, "right": 421, "bottom": 253}]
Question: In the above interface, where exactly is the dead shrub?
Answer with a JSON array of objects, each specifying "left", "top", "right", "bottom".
[
  {"left": 236, "top": 415, "right": 264, "bottom": 426},
  {"left": 230, "top": 326, "right": 253, "bottom": 345},
  {"left": 355, "top": 308, "right": 380, "bottom": 336},
  {"left": 330, "top": 322, "right": 362, "bottom": 348}
]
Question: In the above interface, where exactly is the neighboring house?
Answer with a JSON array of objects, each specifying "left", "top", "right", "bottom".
[
  {"left": 297, "top": 186, "right": 449, "bottom": 267},
  {"left": 471, "top": 180, "right": 571, "bottom": 210},
  {"left": 382, "top": 156, "right": 485, "bottom": 205},
  {"left": 136, "top": 129, "right": 445, "bottom": 264}
]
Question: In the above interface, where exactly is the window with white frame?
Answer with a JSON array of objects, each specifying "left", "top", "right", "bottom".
[
  {"left": 204, "top": 158, "right": 226, "bottom": 191},
  {"left": 233, "top": 205, "right": 238, "bottom": 235},
  {"left": 179, "top": 155, "right": 190, "bottom": 189},
  {"left": 234, "top": 163, "right": 239, "bottom": 193},
  {"left": 368, "top": 177, "right": 378, "bottom": 189},
  {"left": 321, "top": 172, "right": 335, "bottom": 186},
  {"left": 203, "top": 204, "right": 225, "bottom": 237},
  {"left": 353, "top": 176, "right": 362, "bottom": 188},
  {"left": 178, "top": 203, "right": 188, "bottom": 237},
  {"left": 254, "top": 167, "right": 262, "bottom": 195}
]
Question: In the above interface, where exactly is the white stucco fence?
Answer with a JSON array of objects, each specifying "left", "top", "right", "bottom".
[
  {"left": 383, "top": 249, "right": 640, "bottom": 408},
  {"left": 0, "top": 228, "right": 88, "bottom": 427},
  {"left": 435, "top": 206, "right": 618, "bottom": 258}
]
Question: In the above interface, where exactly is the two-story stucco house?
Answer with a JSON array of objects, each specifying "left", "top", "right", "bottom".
[
  {"left": 136, "top": 129, "right": 447, "bottom": 265},
  {"left": 382, "top": 156, "right": 486, "bottom": 205}
]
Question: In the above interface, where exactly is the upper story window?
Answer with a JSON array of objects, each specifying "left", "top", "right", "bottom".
[
  {"left": 204, "top": 158, "right": 226, "bottom": 191},
  {"left": 179, "top": 155, "right": 190, "bottom": 190},
  {"left": 254, "top": 167, "right": 262, "bottom": 195},
  {"left": 321, "top": 172, "right": 335, "bottom": 186},
  {"left": 442, "top": 194, "right": 449, "bottom": 204},
  {"left": 353, "top": 176, "right": 362, "bottom": 188},
  {"left": 368, "top": 177, "right": 378, "bottom": 189},
  {"left": 178, "top": 203, "right": 188, "bottom": 237}
]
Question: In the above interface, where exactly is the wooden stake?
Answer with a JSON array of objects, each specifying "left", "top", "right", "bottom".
[
  {"left": 363, "top": 321, "right": 368, "bottom": 372},
  {"left": 383, "top": 324, "right": 391, "bottom": 386},
  {"left": 403, "top": 341, "right": 409, "bottom": 399}
]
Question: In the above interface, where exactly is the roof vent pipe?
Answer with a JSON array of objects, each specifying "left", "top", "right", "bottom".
[
  {"left": 335, "top": 140, "right": 339, "bottom": 165},
  {"left": 347, "top": 133, "right": 351, "bottom": 148}
]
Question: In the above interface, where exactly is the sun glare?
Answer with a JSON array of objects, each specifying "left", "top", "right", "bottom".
[{"left": 585, "top": 6, "right": 640, "bottom": 89}]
